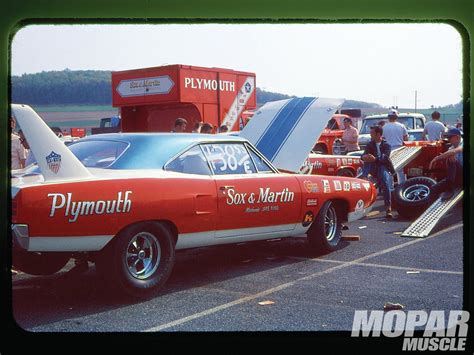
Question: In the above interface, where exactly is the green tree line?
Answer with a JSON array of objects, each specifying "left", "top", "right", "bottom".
[{"left": 11, "top": 69, "right": 383, "bottom": 108}]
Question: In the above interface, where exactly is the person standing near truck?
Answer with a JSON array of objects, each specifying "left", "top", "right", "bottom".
[
  {"left": 341, "top": 117, "right": 360, "bottom": 153},
  {"left": 422, "top": 111, "right": 447, "bottom": 141},
  {"left": 382, "top": 108, "right": 408, "bottom": 184}
]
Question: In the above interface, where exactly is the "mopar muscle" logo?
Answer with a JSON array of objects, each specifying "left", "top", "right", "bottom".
[{"left": 48, "top": 191, "right": 132, "bottom": 222}]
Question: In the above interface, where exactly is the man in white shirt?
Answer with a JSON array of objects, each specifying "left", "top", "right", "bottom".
[
  {"left": 11, "top": 117, "right": 26, "bottom": 170},
  {"left": 422, "top": 111, "right": 447, "bottom": 141},
  {"left": 382, "top": 109, "right": 408, "bottom": 183}
]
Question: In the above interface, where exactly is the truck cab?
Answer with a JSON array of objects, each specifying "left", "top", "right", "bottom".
[{"left": 358, "top": 113, "right": 426, "bottom": 150}]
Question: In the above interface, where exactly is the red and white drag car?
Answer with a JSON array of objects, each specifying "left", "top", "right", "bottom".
[{"left": 11, "top": 104, "right": 376, "bottom": 298}]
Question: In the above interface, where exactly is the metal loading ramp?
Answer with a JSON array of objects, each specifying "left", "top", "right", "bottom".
[
  {"left": 390, "top": 146, "right": 423, "bottom": 172},
  {"left": 401, "top": 189, "right": 463, "bottom": 238}
]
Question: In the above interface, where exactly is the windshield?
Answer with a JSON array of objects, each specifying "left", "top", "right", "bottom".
[
  {"left": 68, "top": 140, "right": 129, "bottom": 168},
  {"left": 360, "top": 117, "right": 415, "bottom": 134}
]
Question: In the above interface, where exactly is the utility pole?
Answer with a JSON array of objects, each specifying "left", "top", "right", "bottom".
[{"left": 414, "top": 90, "right": 417, "bottom": 113}]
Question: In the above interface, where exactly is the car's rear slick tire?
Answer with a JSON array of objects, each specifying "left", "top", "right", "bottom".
[
  {"left": 96, "top": 222, "right": 175, "bottom": 299},
  {"left": 307, "top": 201, "right": 342, "bottom": 254}
]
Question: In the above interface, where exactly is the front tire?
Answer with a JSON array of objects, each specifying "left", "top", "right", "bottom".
[
  {"left": 307, "top": 201, "right": 342, "bottom": 253},
  {"left": 394, "top": 177, "right": 437, "bottom": 219},
  {"left": 96, "top": 222, "right": 175, "bottom": 298},
  {"left": 13, "top": 251, "right": 70, "bottom": 275}
]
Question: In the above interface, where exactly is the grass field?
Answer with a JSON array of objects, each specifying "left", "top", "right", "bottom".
[{"left": 32, "top": 104, "right": 115, "bottom": 112}]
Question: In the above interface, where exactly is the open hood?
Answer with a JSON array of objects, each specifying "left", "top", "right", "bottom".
[{"left": 240, "top": 97, "right": 344, "bottom": 172}]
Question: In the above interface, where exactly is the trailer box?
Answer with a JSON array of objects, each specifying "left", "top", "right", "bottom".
[{"left": 112, "top": 64, "right": 256, "bottom": 133}]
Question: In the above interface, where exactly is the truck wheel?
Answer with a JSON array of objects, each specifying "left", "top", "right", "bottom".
[
  {"left": 394, "top": 177, "right": 437, "bottom": 220},
  {"left": 13, "top": 251, "right": 70, "bottom": 275},
  {"left": 307, "top": 201, "right": 342, "bottom": 253},
  {"left": 313, "top": 144, "right": 328, "bottom": 155},
  {"left": 96, "top": 222, "right": 175, "bottom": 298},
  {"left": 337, "top": 168, "right": 354, "bottom": 177}
]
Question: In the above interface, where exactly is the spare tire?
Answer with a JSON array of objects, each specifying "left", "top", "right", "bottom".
[{"left": 394, "top": 177, "right": 438, "bottom": 220}]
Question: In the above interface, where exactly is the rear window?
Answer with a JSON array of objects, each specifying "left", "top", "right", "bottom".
[{"left": 68, "top": 140, "right": 129, "bottom": 168}]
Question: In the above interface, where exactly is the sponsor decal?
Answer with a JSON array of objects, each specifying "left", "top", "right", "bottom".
[
  {"left": 362, "top": 182, "right": 371, "bottom": 191},
  {"left": 184, "top": 77, "right": 235, "bottom": 92},
  {"left": 226, "top": 187, "right": 295, "bottom": 206},
  {"left": 343, "top": 181, "right": 351, "bottom": 192},
  {"left": 342, "top": 158, "right": 348, "bottom": 165},
  {"left": 304, "top": 180, "right": 319, "bottom": 193},
  {"left": 48, "top": 191, "right": 132, "bottom": 223},
  {"left": 299, "top": 159, "right": 323, "bottom": 174},
  {"left": 322, "top": 180, "right": 331, "bottom": 193},
  {"left": 245, "top": 81, "right": 252, "bottom": 93},
  {"left": 116, "top": 76, "right": 174, "bottom": 97},
  {"left": 333, "top": 180, "right": 342, "bottom": 191},
  {"left": 327, "top": 159, "right": 336, "bottom": 166},
  {"left": 46, "top": 151, "right": 61, "bottom": 174},
  {"left": 348, "top": 158, "right": 353, "bottom": 165},
  {"left": 351, "top": 182, "right": 361, "bottom": 190},
  {"left": 302, "top": 211, "right": 314, "bottom": 227},
  {"left": 351, "top": 310, "right": 469, "bottom": 352},
  {"left": 306, "top": 198, "right": 318, "bottom": 206},
  {"left": 355, "top": 199, "right": 364, "bottom": 212}
]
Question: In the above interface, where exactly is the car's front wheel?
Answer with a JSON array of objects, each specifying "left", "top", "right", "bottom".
[
  {"left": 96, "top": 222, "right": 175, "bottom": 298},
  {"left": 307, "top": 201, "right": 342, "bottom": 253},
  {"left": 394, "top": 177, "right": 437, "bottom": 219},
  {"left": 13, "top": 251, "right": 70, "bottom": 275}
]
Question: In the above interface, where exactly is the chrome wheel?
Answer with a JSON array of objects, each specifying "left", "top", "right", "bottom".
[
  {"left": 324, "top": 204, "right": 338, "bottom": 242},
  {"left": 402, "top": 184, "right": 430, "bottom": 201},
  {"left": 125, "top": 232, "right": 161, "bottom": 280}
]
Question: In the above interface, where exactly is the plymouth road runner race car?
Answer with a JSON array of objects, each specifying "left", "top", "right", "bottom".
[{"left": 11, "top": 104, "right": 376, "bottom": 298}]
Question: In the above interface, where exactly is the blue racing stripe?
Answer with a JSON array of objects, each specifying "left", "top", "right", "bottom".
[{"left": 256, "top": 97, "right": 316, "bottom": 161}]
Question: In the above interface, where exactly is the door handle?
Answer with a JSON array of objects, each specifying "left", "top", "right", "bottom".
[{"left": 219, "top": 185, "right": 235, "bottom": 191}]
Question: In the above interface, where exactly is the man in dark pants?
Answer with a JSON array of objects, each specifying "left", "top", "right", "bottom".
[
  {"left": 360, "top": 125, "right": 396, "bottom": 218},
  {"left": 429, "top": 128, "right": 463, "bottom": 200}
]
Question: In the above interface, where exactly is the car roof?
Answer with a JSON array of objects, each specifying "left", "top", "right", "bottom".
[
  {"left": 77, "top": 133, "right": 249, "bottom": 170},
  {"left": 364, "top": 113, "right": 426, "bottom": 119}
]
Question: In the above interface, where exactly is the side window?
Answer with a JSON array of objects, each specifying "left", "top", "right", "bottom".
[
  {"left": 248, "top": 147, "right": 274, "bottom": 173},
  {"left": 416, "top": 118, "right": 424, "bottom": 129},
  {"left": 326, "top": 118, "right": 338, "bottom": 130},
  {"left": 165, "top": 146, "right": 211, "bottom": 175},
  {"left": 201, "top": 143, "right": 257, "bottom": 175}
]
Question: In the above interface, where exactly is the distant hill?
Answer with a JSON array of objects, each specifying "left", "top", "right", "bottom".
[{"left": 11, "top": 69, "right": 389, "bottom": 109}]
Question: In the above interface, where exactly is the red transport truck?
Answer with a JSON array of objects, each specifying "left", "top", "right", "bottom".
[{"left": 111, "top": 64, "right": 256, "bottom": 133}]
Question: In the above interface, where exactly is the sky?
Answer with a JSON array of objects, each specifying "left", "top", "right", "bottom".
[{"left": 11, "top": 23, "right": 463, "bottom": 109}]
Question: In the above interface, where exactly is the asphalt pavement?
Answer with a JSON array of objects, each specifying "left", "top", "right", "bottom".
[{"left": 11, "top": 197, "right": 464, "bottom": 333}]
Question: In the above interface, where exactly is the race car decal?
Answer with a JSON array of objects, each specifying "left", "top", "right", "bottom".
[
  {"left": 225, "top": 187, "right": 295, "bottom": 205},
  {"left": 302, "top": 211, "right": 315, "bottom": 227},
  {"left": 343, "top": 181, "right": 351, "bottom": 191},
  {"left": 333, "top": 180, "right": 342, "bottom": 191},
  {"left": 46, "top": 151, "right": 62, "bottom": 174},
  {"left": 306, "top": 198, "right": 318, "bottom": 206},
  {"left": 304, "top": 180, "right": 319, "bottom": 193},
  {"left": 48, "top": 191, "right": 133, "bottom": 222},
  {"left": 355, "top": 199, "right": 365, "bottom": 212},
  {"left": 322, "top": 179, "right": 331, "bottom": 193},
  {"left": 362, "top": 182, "right": 371, "bottom": 191},
  {"left": 351, "top": 182, "right": 361, "bottom": 190}
]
